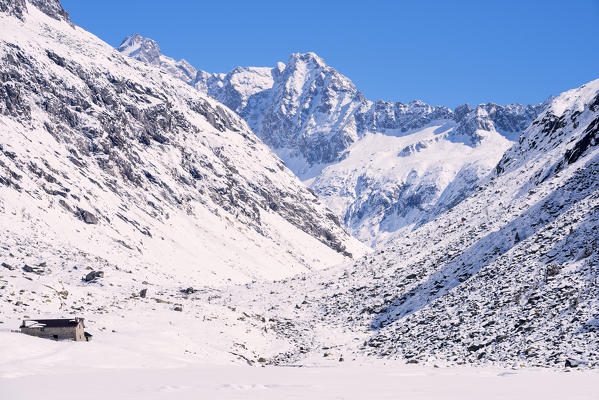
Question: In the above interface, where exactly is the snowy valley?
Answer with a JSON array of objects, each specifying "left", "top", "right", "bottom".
[{"left": 1, "top": 1, "right": 599, "bottom": 399}]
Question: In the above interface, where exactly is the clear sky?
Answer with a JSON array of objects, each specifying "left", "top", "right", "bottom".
[{"left": 61, "top": 0, "right": 599, "bottom": 108}]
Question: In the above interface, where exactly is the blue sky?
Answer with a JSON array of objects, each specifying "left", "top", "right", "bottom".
[{"left": 61, "top": 0, "right": 599, "bottom": 108}]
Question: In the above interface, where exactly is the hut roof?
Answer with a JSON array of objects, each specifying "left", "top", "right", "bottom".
[{"left": 21, "top": 318, "right": 84, "bottom": 328}]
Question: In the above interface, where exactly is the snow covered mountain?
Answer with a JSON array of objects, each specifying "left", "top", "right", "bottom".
[
  {"left": 0, "top": 0, "right": 364, "bottom": 294},
  {"left": 0, "top": 2, "right": 368, "bottom": 374},
  {"left": 117, "top": 36, "right": 546, "bottom": 244},
  {"left": 231, "top": 77, "right": 598, "bottom": 368},
  {"left": 117, "top": 34, "right": 197, "bottom": 83},
  {"left": 349, "top": 77, "right": 599, "bottom": 367}
]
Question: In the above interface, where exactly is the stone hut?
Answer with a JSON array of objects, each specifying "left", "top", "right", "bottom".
[{"left": 20, "top": 318, "right": 90, "bottom": 341}]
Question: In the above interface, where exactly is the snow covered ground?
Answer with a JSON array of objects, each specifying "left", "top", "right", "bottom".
[{"left": 1, "top": 331, "right": 598, "bottom": 400}]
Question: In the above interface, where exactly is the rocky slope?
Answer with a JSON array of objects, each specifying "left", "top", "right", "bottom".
[
  {"left": 0, "top": 0, "right": 364, "bottom": 297},
  {"left": 342, "top": 78, "right": 599, "bottom": 368},
  {"left": 220, "top": 78, "right": 599, "bottom": 369}
]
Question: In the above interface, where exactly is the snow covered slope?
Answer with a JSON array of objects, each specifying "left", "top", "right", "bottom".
[
  {"left": 310, "top": 121, "right": 509, "bottom": 244},
  {"left": 118, "top": 36, "right": 546, "bottom": 245},
  {"left": 0, "top": 0, "right": 364, "bottom": 293},
  {"left": 233, "top": 78, "right": 599, "bottom": 368}
]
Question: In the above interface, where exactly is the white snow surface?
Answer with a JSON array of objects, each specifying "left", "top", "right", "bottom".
[{"left": 1, "top": 330, "right": 598, "bottom": 400}]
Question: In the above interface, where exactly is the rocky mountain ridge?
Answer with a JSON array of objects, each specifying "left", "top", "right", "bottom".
[
  {"left": 118, "top": 37, "right": 545, "bottom": 163},
  {"left": 0, "top": 0, "right": 70, "bottom": 22},
  {"left": 117, "top": 34, "right": 197, "bottom": 83},
  {"left": 118, "top": 34, "right": 547, "bottom": 244}
]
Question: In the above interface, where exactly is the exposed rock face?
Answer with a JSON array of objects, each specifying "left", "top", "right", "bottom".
[
  {"left": 0, "top": 0, "right": 26, "bottom": 20},
  {"left": 363, "top": 100, "right": 453, "bottom": 133},
  {"left": 495, "top": 85, "right": 599, "bottom": 178},
  {"left": 29, "top": 0, "right": 70, "bottom": 22},
  {"left": 452, "top": 102, "right": 546, "bottom": 144},
  {"left": 238, "top": 52, "right": 366, "bottom": 165},
  {"left": 0, "top": 0, "right": 70, "bottom": 22},
  {"left": 117, "top": 35, "right": 547, "bottom": 245}
]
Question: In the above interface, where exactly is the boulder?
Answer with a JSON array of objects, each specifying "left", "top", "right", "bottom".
[
  {"left": 22, "top": 264, "right": 44, "bottom": 274},
  {"left": 83, "top": 270, "right": 104, "bottom": 282},
  {"left": 565, "top": 358, "right": 586, "bottom": 368},
  {"left": 76, "top": 208, "right": 99, "bottom": 224},
  {"left": 1, "top": 262, "right": 14, "bottom": 270}
]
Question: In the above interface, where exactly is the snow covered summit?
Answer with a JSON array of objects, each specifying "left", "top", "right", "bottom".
[
  {"left": 118, "top": 34, "right": 198, "bottom": 83},
  {"left": 118, "top": 37, "right": 547, "bottom": 244}
]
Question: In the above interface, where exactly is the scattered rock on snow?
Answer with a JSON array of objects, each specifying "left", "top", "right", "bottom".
[
  {"left": 1, "top": 262, "right": 14, "bottom": 271},
  {"left": 76, "top": 208, "right": 99, "bottom": 224},
  {"left": 83, "top": 270, "right": 104, "bottom": 282},
  {"left": 22, "top": 264, "right": 44, "bottom": 274}
]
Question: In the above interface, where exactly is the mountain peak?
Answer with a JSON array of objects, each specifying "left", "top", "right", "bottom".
[
  {"left": 117, "top": 34, "right": 197, "bottom": 82},
  {"left": 119, "top": 33, "right": 145, "bottom": 47},
  {"left": 118, "top": 34, "right": 162, "bottom": 64},
  {"left": 29, "top": 0, "right": 70, "bottom": 22},
  {"left": 0, "top": 0, "right": 70, "bottom": 22},
  {"left": 287, "top": 52, "right": 326, "bottom": 69}
]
